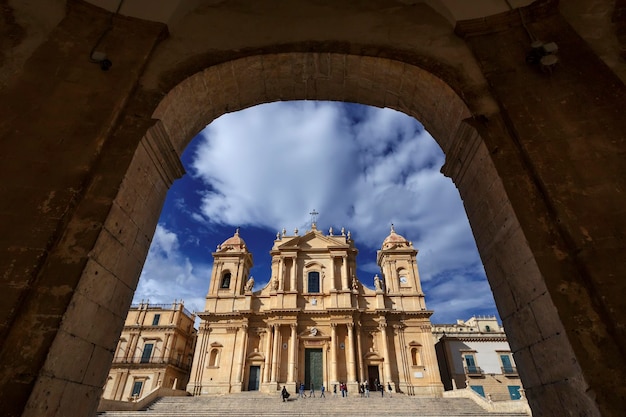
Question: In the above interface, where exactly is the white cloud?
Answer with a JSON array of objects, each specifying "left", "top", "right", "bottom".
[
  {"left": 139, "top": 101, "right": 498, "bottom": 325},
  {"left": 134, "top": 224, "right": 211, "bottom": 315},
  {"left": 425, "top": 272, "right": 496, "bottom": 323}
]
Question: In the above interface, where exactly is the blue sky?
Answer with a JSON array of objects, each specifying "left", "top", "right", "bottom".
[{"left": 133, "top": 101, "right": 499, "bottom": 325}]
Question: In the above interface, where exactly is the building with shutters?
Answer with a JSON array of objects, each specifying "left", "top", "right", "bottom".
[
  {"left": 433, "top": 316, "right": 525, "bottom": 402},
  {"left": 102, "top": 301, "right": 197, "bottom": 401},
  {"left": 187, "top": 224, "right": 443, "bottom": 396}
]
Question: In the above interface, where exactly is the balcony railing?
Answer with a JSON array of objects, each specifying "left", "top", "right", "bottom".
[
  {"left": 112, "top": 356, "right": 191, "bottom": 371},
  {"left": 501, "top": 366, "right": 518, "bottom": 376},
  {"left": 464, "top": 366, "right": 484, "bottom": 376}
]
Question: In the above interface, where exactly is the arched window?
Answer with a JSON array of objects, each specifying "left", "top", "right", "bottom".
[
  {"left": 411, "top": 346, "right": 423, "bottom": 366},
  {"left": 308, "top": 271, "right": 320, "bottom": 293},
  {"left": 209, "top": 348, "right": 220, "bottom": 367},
  {"left": 220, "top": 272, "right": 231, "bottom": 289}
]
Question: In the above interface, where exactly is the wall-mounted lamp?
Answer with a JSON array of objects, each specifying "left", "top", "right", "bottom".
[
  {"left": 90, "top": 51, "right": 112, "bottom": 71},
  {"left": 526, "top": 40, "right": 559, "bottom": 73},
  {"left": 89, "top": 0, "right": 124, "bottom": 71}
]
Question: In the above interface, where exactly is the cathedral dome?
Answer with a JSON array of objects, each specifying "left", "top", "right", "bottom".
[
  {"left": 218, "top": 228, "right": 248, "bottom": 251},
  {"left": 381, "top": 225, "right": 411, "bottom": 250}
]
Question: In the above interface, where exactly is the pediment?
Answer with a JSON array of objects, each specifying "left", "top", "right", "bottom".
[
  {"left": 247, "top": 351, "right": 265, "bottom": 360},
  {"left": 277, "top": 230, "right": 349, "bottom": 251},
  {"left": 364, "top": 351, "right": 383, "bottom": 360}
]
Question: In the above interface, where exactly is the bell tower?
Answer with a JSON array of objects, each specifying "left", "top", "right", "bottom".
[
  {"left": 376, "top": 225, "right": 425, "bottom": 296},
  {"left": 208, "top": 229, "right": 254, "bottom": 296}
]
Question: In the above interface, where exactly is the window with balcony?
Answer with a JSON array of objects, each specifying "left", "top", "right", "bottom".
[
  {"left": 131, "top": 380, "right": 143, "bottom": 397},
  {"left": 464, "top": 354, "right": 482, "bottom": 375},
  {"left": 500, "top": 353, "right": 517, "bottom": 375},
  {"left": 141, "top": 343, "right": 153, "bottom": 363}
]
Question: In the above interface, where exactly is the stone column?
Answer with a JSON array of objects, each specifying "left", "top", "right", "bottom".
[
  {"left": 342, "top": 256, "right": 349, "bottom": 290},
  {"left": 288, "top": 323, "right": 297, "bottom": 383},
  {"left": 188, "top": 325, "right": 210, "bottom": 395},
  {"left": 347, "top": 323, "right": 356, "bottom": 382},
  {"left": 380, "top": 321, "right": 393, "bottom": 385},
  {"left": 124, "top": 334, "right": 135, "bottom": 361},
  {"left": 290, "top": 257, "right": 297, "bottom": 291},
  {"left": 236, "top": 324, "right": 249, "bottom": 384},
  {"left": 278, "top": 258, "right": 284, "bottom": 291},
  {"left": 271, "top": 324, "right": 281, "bottom": 382},
  {"left": 330, "top": 323, "right": 338, "bottom": 383},
  {"left": 263, "top": 327, "right": 273, "bottom": 383},
  {"left": 163, "top": 334, "right": 171, "bottom": 359},
  {"left": 330, "top": 257, "right": 337, "bottom": 291},
  {"left": 356, "top": 322, "right": 365, "bottom": 383},
  {"left": 129, "top": 333, "right": 140, "bottom": 362},
  {"left": 211, "top": 261, "right": 223, "bottom": 295}
]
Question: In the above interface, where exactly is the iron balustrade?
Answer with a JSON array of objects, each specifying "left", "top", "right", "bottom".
[
  {"left": 112, "top": 356, "right": 191, "bottom": 371},
  {"left": 501, "top": 366, "right": 518, "bottom": 375},
  {"left": 464, "top": 366, "right": 484, "bottom": 376}
]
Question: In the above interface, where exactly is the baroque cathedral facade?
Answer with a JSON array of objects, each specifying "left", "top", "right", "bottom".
[{"left": 187, "top": 224, "right": 443, "bottom": 397}]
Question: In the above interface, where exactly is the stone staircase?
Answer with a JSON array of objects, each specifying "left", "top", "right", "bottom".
[{"left": 98, "top": 392, "right": 531, "bottom": 417}]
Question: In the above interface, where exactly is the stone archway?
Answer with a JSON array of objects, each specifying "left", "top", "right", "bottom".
[
  {"left": 2, "top": 2, "right": 626, "bottom": 417},
  {"left": 21, "top": 51, "right": 592, "bottom": 417}
]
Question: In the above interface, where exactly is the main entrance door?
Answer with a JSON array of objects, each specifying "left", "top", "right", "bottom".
[
  {"left": 304, "top": 348, "right": 323, "bottom": 390},
  {"left": 367, "top": 365, "right": 380, "bottom": 390},
  {"left": 247, "top": 365, "right": 260, "bottom": 391}
]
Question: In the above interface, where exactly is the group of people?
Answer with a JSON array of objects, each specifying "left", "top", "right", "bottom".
[
  {"left": 356, "top": 380, "right": 393, "bottom": 398},
  {"left": 287, "top": 382, "right": 326, "bottom": 400},
  {"left": 334, "top": 382, "right": 349, "bottom": 397},
  {"left": 282, "top": 380, "right": 394, "bottom": 402}
]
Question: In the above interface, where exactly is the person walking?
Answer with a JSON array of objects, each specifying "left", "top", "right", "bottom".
[
  {"left": 333, "top": 384, "right": 337, "bottom": 397},
  {"left": 387, "top": 382, "right": 393, "bottom": 398},
  {"left": 320, "top": 385, "right": 326, "bottom": 398},
  {"left": 299, "top": 382, "right": 306, "bottom": 398},
  {"left": 309, "top": 382, "right": 315, "bottom": 398},
  {"left": 365, "top": 384, "right": 370, "bottom": 398},
  {"left": 281, "top": 386, "right": 290, "bottom": 402}
]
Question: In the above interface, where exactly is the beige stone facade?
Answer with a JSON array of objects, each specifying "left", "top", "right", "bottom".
[
  {"left": 103, "top": 302, "right": 197, "bottom": 401},
  {"left": 188, "top": 225, "right": 442, "bottom": 397},
  {"left": 433, "top": 316, "right": 525, "bottom": 402}
]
